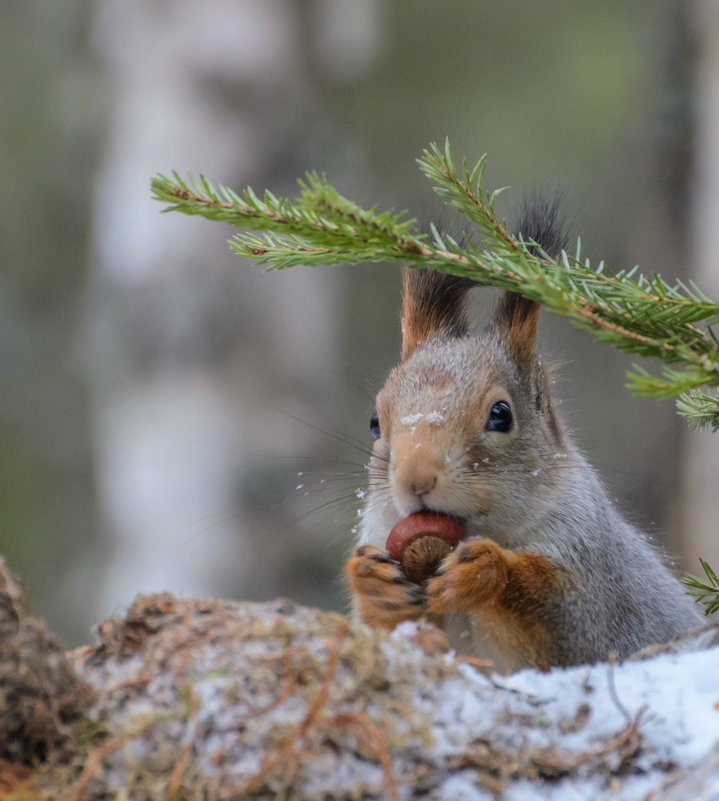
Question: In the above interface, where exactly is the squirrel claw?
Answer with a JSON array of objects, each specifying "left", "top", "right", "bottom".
[
  {"left": 426, "top": 539, "right": 509, "bottom": 614},
  {"left": 346, "top": 544, "right": 426, "bottom": 629}
]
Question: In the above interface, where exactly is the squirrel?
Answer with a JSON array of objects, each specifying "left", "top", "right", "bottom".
[{"left": 345, "top": 199, "right": 702, "bottom": 672}]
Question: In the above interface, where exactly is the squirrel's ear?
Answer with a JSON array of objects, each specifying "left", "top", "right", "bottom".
[
  {"left": 494, "top": 194, "right": 567, "bottom": 364},
  {"left": 493, "top": 292, "right": 540, "bottom": 365},
  {"left": 401, "top": 269, "right": 476, "bottom": 360}
]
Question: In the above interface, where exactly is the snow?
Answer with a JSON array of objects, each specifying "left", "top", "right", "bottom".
[
  {"left": 387, "top": 618, "right": 719, "bottom": 798},
  {"left": 400, "top": 411, "right": 445, "bottom": 425},
  {"left": 496, "top": 648, "right": 719, "bottom": 767},
  {"left": 74, "top": 597, "right": 719, "bottom": 799},
  {"left": 437, "top": 774, "right": 493, "bottom": 800}
]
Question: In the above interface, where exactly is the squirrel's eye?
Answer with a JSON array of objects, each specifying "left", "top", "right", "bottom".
[
  {"left": 370, "top": 412, "right": 381, "bottom": 440},
  {"left": 486, "top": 401, "right": 513, "bottom": 433}
]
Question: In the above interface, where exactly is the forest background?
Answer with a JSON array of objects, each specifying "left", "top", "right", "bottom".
[{"left": 2, "top": 0, "right": 718, "bottom": 646}]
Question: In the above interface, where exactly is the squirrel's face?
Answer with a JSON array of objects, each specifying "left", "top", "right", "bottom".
[
  {"left": 358, "top": 268, "right": 569, "bottom": 549},
  {"left": 363, "top": 335, "right": 565, "bottom": 547}
]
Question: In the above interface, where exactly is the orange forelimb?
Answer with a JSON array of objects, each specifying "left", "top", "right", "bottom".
[{"left": 427, "top": 539, "right": 567, "bottom": 670}]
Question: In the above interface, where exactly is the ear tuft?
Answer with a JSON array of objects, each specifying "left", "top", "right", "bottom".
[
  {"left": 516, "top": 194, "right": 569, "bottom": 259},
  {"left": 494, "top": 195, "right": 569, "bottom": 365},
  {"left": 402, "top": 269, "right": 476, "bottom": 360}
]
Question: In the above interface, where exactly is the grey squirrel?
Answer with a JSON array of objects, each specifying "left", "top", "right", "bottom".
[{"left": 345, "top": 200, "right": 701, "bottom": 672}]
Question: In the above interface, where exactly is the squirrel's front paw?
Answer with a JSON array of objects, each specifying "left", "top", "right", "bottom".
[
  {"left": 345, "top": 544, "right": 425, "bottom": 629},
  {"left": 426, "top": 538, "right": 509, "bottom": 614}
]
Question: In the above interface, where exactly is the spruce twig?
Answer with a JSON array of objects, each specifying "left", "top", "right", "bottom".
[
  {"left": 682, "top": 559, "right": 719, "bottom": 615},
  {"left": 676, "top": 389, "right": 719, "bottom": 431},
  {"left": 151, "top": 139, "right": 719, "bottom": 429}
]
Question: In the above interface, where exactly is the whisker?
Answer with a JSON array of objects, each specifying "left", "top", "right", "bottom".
[
  {"left": 180, "top": 510, "right": 241, "bottom": 545},
  {"left": 292, "top": 493, "right": 361, "bottom": 525},
  {"left": 279, "top": 411, "right": 377, "bottom": 459}
]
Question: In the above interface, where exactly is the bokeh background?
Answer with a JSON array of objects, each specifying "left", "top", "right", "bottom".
[{"left": 2, "top": 0, "right": 718, "bottom": 646}]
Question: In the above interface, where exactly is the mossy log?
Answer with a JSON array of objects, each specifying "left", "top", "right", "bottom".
[{"left": 1, "top": 556, "right": 718, "bottom": 800}]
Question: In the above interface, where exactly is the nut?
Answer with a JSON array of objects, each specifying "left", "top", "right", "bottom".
[{"left": 386, "top": 512, "right": 464, "bottom": 583}]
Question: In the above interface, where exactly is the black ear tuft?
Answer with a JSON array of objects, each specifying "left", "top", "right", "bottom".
[
  {"left": 493, "top": 195, "right": 569, "bottom": 365},
  {"left": 515, "top": 194, "right": 568, "bottom": 259}
]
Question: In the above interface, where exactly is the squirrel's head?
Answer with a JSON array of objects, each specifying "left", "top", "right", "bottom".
[{"left": 364, "top": 200, "right": 570, "bottom": 546}]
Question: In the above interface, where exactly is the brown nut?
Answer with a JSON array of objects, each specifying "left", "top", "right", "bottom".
[{"left": 386, "top": 512, "right": 465, "bottom": 583}]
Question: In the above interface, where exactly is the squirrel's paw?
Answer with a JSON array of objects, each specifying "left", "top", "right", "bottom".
[
  {"left": 426, "top": 538, "right": 509, "bottom": 614},
  {"left": 345, "top": 544, "right": 425, "bottom": 629}
]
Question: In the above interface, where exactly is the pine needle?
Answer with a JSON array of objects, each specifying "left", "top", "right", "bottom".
[
  {"left": 682, "top": 558, "right": 719, "bottom": 615},
  {"left": 150, "top": 141, "right": 719, "bottom": 429}
]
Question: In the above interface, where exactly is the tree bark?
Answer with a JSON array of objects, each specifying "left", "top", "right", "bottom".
[
  {"left": 677, "top": 1, "right": 719, "bottom": 574},
  {"left": 2, "top": 555, "right": 718, "bottom": 800}
]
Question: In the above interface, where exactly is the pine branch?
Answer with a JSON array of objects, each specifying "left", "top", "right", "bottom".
[
  {"left": 416, "top": 144, "right": 518, "bottom": 252},
  {"left": 676, "top": 389, "right": 719, "bottom": 431},
  {"left": 150, "top": 141, "right": 719, "bottom": 429},
  {"left": 151, "top": 170, "right": 428, "bottom": 268},
  {"left": 682, "top": 559, "right": 719, "bottom": 615}
]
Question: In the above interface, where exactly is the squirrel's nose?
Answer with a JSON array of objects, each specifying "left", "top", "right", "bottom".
[
  {"left": 393, "top": 461, "right": 439, "bottom": 498},
  {"left": 408, "top": 474, "right": 437, "bottom": 497}
]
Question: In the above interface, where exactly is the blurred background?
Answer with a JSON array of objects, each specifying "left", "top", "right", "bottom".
[{"left": 2, "top": 0, "right": 718, "bottom": 646}]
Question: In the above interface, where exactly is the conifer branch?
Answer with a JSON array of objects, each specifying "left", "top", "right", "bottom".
[
  {"left": 676, "top": 389, "right": 719, "bottom": 431},
  {"left": 151, "top": 140, "right": 719, "bottom": 430},
  {"left": 682, "top": 558, "right": 719, "bottom": 615}
]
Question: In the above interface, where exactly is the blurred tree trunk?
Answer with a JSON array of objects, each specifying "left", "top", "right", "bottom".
[
  {"left": 677, "top": 1, "right": 719, "bottom": 574},
  {"left": 0, "top": 2, "right": 100, "bottom": 645},
  {"left": 86, "top": 0, "right": 380, "bottom": 625}
]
